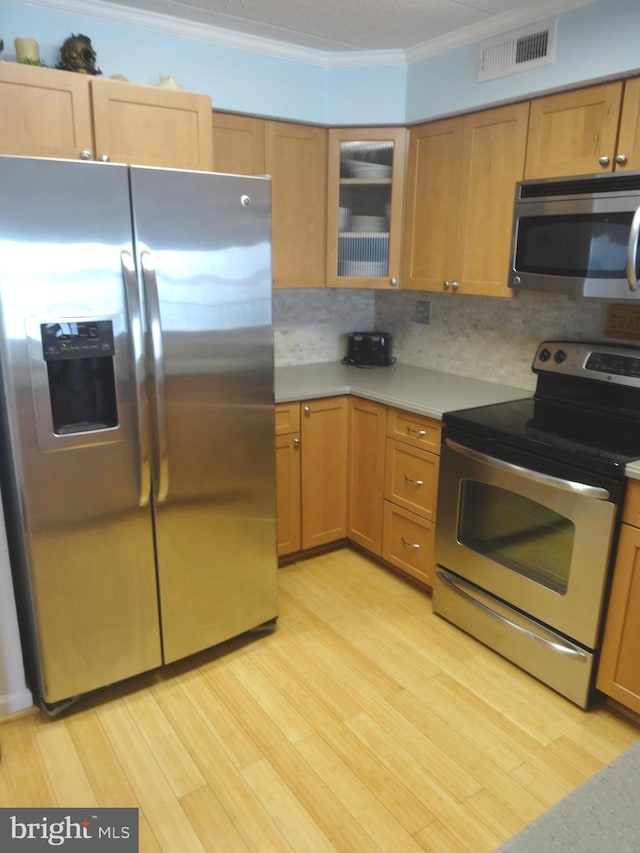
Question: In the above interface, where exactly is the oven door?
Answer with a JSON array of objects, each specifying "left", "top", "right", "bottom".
[{"left": 435, "top": 436, "right": 618, "bottom": 650}]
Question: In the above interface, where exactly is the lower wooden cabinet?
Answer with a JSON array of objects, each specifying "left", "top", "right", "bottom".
[
  {"left": 300, "top": 397, "right": 349, "bottom": 549},
  {"left": 384, "top": 440, "right": 439, "bottom": 521},
  {"left": 347, "top": 397, "right": 387, "bottom": 555},
  {"left": 382, "top": 502, "right": 435, "bottom": 586},
  {"left": 275, "top": 397, "right": 440, "bottom": 586},
  {"left": 274, "top": 403, "right": 301, "bottom": 556},
  {"left": 381, "top": 407, "right": 442, "bottom": 585},
  {"left": 597, "top": 482, "right": 640, "bottom": 713},
  {"left": 275, "top": 397, "right": 348, "bottom": 556}
]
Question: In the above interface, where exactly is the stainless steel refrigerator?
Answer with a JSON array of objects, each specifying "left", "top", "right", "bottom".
[{"left": 0, "top": 156, "right": 278, "bottom": 711}]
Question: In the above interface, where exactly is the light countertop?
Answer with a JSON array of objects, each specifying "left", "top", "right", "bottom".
[
  {"left": 274, "top": 361, "right": 528, "bottom": 419},
  {"left": 275, "top": 361, "right": 640, "bottom": 481}
]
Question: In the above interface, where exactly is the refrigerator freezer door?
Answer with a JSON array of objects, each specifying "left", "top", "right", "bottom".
[
  {"left": 130, "top": 167, "right": 277, "bottom": 662},
  {"left": 0, "top": 157, "right": 162, "bottom": 706}
]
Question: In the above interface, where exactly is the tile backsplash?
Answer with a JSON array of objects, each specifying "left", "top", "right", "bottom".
[
  {"left": 274, "top": 288, "right": 614, "bottom": 390},
  {"left": 273, "top": 289, "right": 375, "bottom": 366}
]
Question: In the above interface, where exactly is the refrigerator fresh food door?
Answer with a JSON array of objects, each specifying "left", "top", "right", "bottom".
[
  {"left": 129, "top": 167, "right": 277, "bottom": 662},
  {"left": 0, "top": 157, "right": 162, "bottom": 707}
]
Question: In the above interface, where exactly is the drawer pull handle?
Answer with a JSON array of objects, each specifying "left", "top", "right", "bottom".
[
  {"left": 404, "top": 476, "right": 424, "bottom": 486},
  {"left": 407, "top": 427, "right": 427, "bottom": 436},
  {"left": 401, "top": 538, "right": 420, "bottom": 549}
]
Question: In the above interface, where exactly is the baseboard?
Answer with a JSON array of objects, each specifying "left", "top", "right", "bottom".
[{"left": 0, "top": 686, "right": 34, "bottom": 721}]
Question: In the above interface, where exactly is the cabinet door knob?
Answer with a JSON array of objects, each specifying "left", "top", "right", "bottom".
[
  {"left": 79, "top": 150, "right": 92, "bottom": 160},
  {"left": 443, "top": 280, "right": 450, "bottom": 290},
  {"left": 293, "top": 437, "right": 301, "bottom": 447},
  {"left": 100, "top": 153, "right": 110, "bottom": 162},
  {"left": 451, "top": 281, "right": 459, "bottom": 291},
  {"left": 303, "top": 405, "right": 311, "bottom": 416},
  {"left": 616, "top": 153, "right": 628, "bottom": 166},
  {"left": 598, "top": 155, "right": 610, "bottom": 167},
  {"left": 390, "top": 277, "right": 398, "bottom": 287}
]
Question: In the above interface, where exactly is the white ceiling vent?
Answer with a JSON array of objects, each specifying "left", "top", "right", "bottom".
[{"left": 478, "top": 19, "right": 556, "bottom": 82}]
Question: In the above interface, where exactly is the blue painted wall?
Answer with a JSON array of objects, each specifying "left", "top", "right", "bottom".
[
  {"left": 406, "top": 0, "right": 640, "bottom": 122},
  {"left": 1, "top": 0, "right": 640, "bottom": 124}
]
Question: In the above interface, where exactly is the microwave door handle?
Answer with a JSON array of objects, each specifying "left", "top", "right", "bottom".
[
  {"left": 444, "top": 438, "right": 611, "bottom": 500},
  {"left": 626, "top": 205, "right": 640, "bottom": 292},
  {"left": 120, "top": 250, "right": 151, "bottom": 507},
  {"left": 141, "top": 250, "right": 169, "bottom": 504}
]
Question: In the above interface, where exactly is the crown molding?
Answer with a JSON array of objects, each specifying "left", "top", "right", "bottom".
[
  {"left": 11, "top": 0, "right": 598, "bottom": 68},
  {"left": 405, "top": 0, "right": 598, "bottom": 62}
]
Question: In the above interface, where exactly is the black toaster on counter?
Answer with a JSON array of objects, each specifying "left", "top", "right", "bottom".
[{"left": 344, "top": 332, "right": 394, "bottom": 367}]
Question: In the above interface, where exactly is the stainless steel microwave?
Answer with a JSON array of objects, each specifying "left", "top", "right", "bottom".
[{"left": 509, "top": 171, "right": 640, "bottom": 298}]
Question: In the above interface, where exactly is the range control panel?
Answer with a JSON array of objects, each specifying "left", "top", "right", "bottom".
[
  {"left": 533, "top": 340, "right": 640, "bottom": 387},
  {"left": 41, "top": 320, "right": 114, "bottom": 361}
]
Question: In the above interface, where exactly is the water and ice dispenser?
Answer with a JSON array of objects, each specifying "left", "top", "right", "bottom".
[{"left": 41, "top": 321, "right": 118, "bottom": 434}]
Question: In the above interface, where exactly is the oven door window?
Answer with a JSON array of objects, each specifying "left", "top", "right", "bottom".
[{"left": 458, "top": 480, "right": 574, "bottom": 594}]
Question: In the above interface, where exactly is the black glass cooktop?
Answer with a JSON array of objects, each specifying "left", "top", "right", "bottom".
[{"left": 443, "top": 396, "right": 640, "bottom": 478}]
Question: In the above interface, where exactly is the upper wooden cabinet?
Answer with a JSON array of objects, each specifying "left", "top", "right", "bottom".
[
  {"left": 525, "top": 79, "right": 640, "bottom": 179},
  {"left": 211, "top": 111, "right": 265, "bottom": 175},
  {"left": 403, "top": 102, "right": 529, "bottom": 297},
  {"left": 616, "top": 77, "right": 640, "bottom": 172},
  {"left": 326, "top": 127, "right": 407, "bottom": 289},
  {"left": 0, "top": 62, "right": 213, "bottom": 170},
  {"left": 264, "top": 120, "right": 327, "bottom": 289},
  {"left": 211, "top": 114, "right": 326, "bottom": 290},
  {"left": 91, "top": 78, "right": 213, "bottom": 169},
  {"left": 0, "top": 62, "right": 94, "bottom": 159}
]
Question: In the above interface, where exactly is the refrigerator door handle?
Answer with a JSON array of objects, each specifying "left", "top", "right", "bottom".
[
  {"left": 141, "top": 250, "right": 169, "bottom": 503},
  {"left": 120, "top": 249, "right": 151, "bottom": 507}
]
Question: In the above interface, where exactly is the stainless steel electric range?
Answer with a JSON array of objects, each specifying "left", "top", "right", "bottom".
[{"left": 434, "top": 340, "right": 640, "bottom": 708}]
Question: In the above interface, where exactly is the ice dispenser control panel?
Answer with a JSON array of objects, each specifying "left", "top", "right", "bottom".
[
  {"left": 41, "top": 320, "right": 118, "bottom": 435},
  {"left": 41, "top": 321, "right": 114, "bottom": 360}
]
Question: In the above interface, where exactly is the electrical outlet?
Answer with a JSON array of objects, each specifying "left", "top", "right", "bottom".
[{"left": 415, "top": 301, "right": 431, "bottom": 324}]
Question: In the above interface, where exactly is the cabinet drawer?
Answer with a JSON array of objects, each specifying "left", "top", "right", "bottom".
[
  {"left": 275, "top": 402, "right": 300, "bottom": 435},
  {"left": 385, "top": 439, "right": 439, "bottom": 521},
  {"left": 382, "top": 501, "right": 435, "bottom": 586},
  {"left": 622, "top": 479, "right": 640, "bottom": 528},
  {"left": 387, "top": 407, "right": 442, "bottom": 453}
]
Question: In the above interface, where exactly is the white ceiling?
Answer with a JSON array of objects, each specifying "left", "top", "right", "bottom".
[{"left": 89, "top": 0, "right": 596, "bottom": 56}]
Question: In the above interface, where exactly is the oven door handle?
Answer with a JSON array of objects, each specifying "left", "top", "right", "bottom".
[
  {"left": 436, "top": 570, "right": 589, "bottom": 661},
  {"left": 444, "top": 438, "right": 611, "bottom": 500}
]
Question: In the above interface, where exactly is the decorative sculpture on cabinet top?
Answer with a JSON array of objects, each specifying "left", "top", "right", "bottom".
[{"left": 57, "top": 34, "right": 102, "bottom": 75}]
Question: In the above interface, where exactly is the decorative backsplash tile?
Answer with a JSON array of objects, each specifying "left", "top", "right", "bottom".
[
  {"left": 273, "top": 289, "right": 375, "bottom": 366},
  {"left": 274, "top": 288, "right": 614, "bottom": 391},
  {"left": 374, "top": 290, "right": 611, "bottom": 390}
]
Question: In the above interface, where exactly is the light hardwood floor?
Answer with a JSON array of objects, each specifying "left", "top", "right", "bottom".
[{"left": 1, "top": 547, "right": 639, "bottom": 851}]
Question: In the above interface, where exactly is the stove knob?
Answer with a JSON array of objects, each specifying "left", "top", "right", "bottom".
[
  {"left": 538, "top": 347, "right": 551, "bottom": 362},
  {"left": 554, "top": 349, "right": 567, "bottom": 364}
]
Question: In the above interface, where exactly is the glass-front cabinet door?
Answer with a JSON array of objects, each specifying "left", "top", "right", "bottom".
[{"left": 327, "top": 127, "right": 407, "bottom": 289}]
